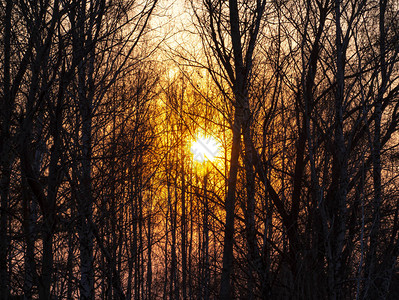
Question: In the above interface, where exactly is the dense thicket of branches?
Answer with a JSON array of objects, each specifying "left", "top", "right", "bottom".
[
  {"left": 1, "top": 0, "right": 398, "bottom": 299},
  {"left": 0, "top": 0, "right": 158, "bottom": 298}
]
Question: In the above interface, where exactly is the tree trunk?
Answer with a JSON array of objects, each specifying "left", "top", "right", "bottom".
[
  {"left": 364, "top": 1, "right": 387, "bottom": 298},
  {"left": 0, "top": 1, "right": 13, "bottom": 297},
  {"left": 329, "top": 2, "right": 348, "bottom": 298},
  {"left": 219, "top": 115, "right": 241, "bottom": 299}
]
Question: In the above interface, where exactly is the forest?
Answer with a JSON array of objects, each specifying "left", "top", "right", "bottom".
[{"left": 0, "top": 0, "right": 398, "bottom": 299}]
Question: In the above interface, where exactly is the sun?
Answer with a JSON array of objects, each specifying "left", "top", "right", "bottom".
[{"left": 190, "top": 134, "right": 220, "bottom": 162}]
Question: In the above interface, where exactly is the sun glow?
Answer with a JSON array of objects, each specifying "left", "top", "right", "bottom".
[{"left": 190, "top": 134, "right": 220, "bottom": 162}]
